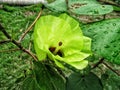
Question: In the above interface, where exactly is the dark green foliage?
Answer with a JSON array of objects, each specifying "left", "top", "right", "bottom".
[
  {"left": 115, "top": 0, "right": 120, "bottom": 4},
  {"left": 0, "top": 4, "right": 42, "bottom": 89},
  {"left": 22, "top": 76, "right": 41, "bottom": 90},
  {"left": 66, "top": 72, "right": 103, "bottom": 90},
  {"left": 113, "top": 6, "right": 120, "bottom": 11},
  {"left": 0, "top": 50, "right": 30, "bottom": 90},
  {"left": 0, "top": 4, "right": 42, "bottom": 40},
  {"left": 22, "top": 62, "right": 66, "bottom": 90},
  {"left": 34, "top": 62, "right": 66, "bottom": 90},
  {"left": 101, "top": 70, "right": 120, "bottom": 90}
]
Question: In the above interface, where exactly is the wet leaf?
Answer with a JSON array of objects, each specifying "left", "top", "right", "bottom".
[
  {"left": 66, "top": 72, "right": 103, "bottom": 90},
  {"left": 46, "top": 0, "right": 67, "bottom": 12},
  {"left": 82, "top": 18, "right": 120, "bottom": 64},
  {"left": 69, "top": 0, "right": 113, "bottom": 15}
]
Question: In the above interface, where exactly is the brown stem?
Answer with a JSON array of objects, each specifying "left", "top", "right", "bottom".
[
  {"left": 18, "top": 8, "right": 43, "bottom": 42},
  {"left": 65, "top": 0, "right": 69, "bottom": 10},
  {"left": 0, "top": 24, "right": 11, "bottom": 39},
  {"left": 103, "top": 61, "right": 120, "bottom": 76},
  {"left": 92, "top": 58, "right": 104, "bottom": 69},
  {"left": 0, "top": 24, "right": 38, "bottom": 61},
  {"left": 28, "top": 40, "right": 32, "bottom": 51},
  {"left": 98, "top": 0, "right": 120, "bottom": 7},
  {"left": 23, "top": 49, "right": 38, "bottom": 61},
  {"left": 0, "top": 39, "right": 11, "bottom": 45},
  {"left": 0, "top": 48, "right": 20, "bottom": 53}
]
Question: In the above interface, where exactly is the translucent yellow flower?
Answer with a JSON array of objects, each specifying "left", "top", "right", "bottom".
[{"left": 34, "top": 13, "right": 91, "bottom": 69}]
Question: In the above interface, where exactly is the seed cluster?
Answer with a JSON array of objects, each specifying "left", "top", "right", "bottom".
[{"left": 49, "top": 41, "right": 63, "bottom": 57}]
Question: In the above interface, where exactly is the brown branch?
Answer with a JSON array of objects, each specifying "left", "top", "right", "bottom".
[
  {"left": 0, "top": 39, "right": 11, "bottom": 45},
  {"left": 103, "top": 61, "right": 120, "bottom": 76},
  {"left": 98, "top": 0, "right": 120, "bottom": 7},
  {"left": 0, "top": 48, "right": 20, "bottom": 53},
  {"left": 92, "top": 58, "right": 104, "bottom": 69},
  {"left": 23, "top": 49, "right": 38, "bottom": 61},
  {"left": 65, "top": 0, "right": 68, "bottom": 10},
  {"left": 28, "top": 40, "right": 32, "bottom": 51},
  {"left": 18, "top": 8, "right": 43, "bottom": 42},
  {"left": 0, "top": 24, "right": 38, "bottom": 61},
  {"left": 0, "top": 25, "right": 11, "bottom": 39}
]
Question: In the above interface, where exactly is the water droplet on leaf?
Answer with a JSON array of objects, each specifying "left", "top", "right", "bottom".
[
  {"left": 116, "top": 30, "right": 120, "bottom": 33},
  {"left": 104, "top": 45, "right": 110, "bottom": 48},
  {"left": 113, "top": 23, "right": 116, "bottom": 26},
  {"left": 112, "top": 52, "right": 118, "bottom": 57},
  {"left": 110, "top": 40, "right": 116, "bottom": 43},
  {"left": 94, "top": 10, "right": 99, "bottom": 14},
  {"left": 102, "top": 5, "right": 105, "bottom": 8},
  {"left": 104, "top": 31, "right": 108, "bottom": 34}
]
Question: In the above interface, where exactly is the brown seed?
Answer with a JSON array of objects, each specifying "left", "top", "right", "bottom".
[
  {"left": 49, "top": 47, "right": 56, "bottom": 53},
  {"left": 57, "top": 50, "right": 63, "bottom": 57},
  {"left": 58, "top": 41, "right": 62, "bottom": 46}
]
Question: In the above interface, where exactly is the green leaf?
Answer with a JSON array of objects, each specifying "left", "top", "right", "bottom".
[
  {"left": 82, "top": 18, "right": 120, "bottom": 64},
  {"left": 22, "top": 61, "right": 66, "bottom": 90},
  {"left": 69, "top": 0, "right": 99, "bottom": 7},
  {"left": 69, "top": 0, "right": 113, "bottom": 15},
  {"left": 113, "top": 6, "right": 120, "bottom": 11},
  {"left": 66, "top": 72, "right": 103, "bottom": 90},
  {"left": 34, "top": 61, "right": 65, "bottom": 90},
  {"left": 22, "top": 76, "right": 41, "bottom": 90},
  {"left": 46, "top": 0, "right": 67, "bottom": 12}
]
